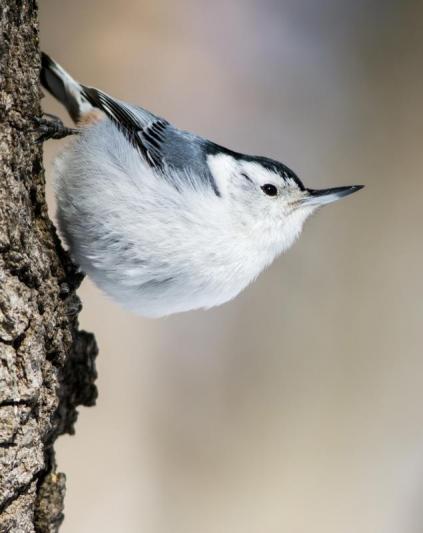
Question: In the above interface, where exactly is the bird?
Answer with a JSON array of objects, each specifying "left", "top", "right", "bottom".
[{"left": 39, "top": 52, "right": 363, "bottom": 318}]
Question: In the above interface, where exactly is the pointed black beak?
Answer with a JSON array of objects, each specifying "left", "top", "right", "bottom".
[{"left": 302, "top": 185, "right": 364, "bottom": 206}]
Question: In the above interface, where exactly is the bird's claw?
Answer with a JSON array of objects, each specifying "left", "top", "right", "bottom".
[{"left": 32, "top": 114, "right": 78, "bottom": 143}]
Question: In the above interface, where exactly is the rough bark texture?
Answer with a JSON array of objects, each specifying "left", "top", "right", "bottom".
[{"left": 0, "top": 2, "right": 98, "bottom": 531}]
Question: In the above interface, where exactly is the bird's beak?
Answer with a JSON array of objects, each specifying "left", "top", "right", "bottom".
[{"left": 301, "top": 185, "right": 364, "bottom": 206}]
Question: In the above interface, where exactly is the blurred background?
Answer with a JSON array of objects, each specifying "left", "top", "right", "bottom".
[{"left": 39, "top": 1, "right": 423, "bottom": 532}]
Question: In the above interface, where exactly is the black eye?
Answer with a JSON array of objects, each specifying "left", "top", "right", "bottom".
[{"left": 261, "top": 184, "right": 278, "bottom": 197}]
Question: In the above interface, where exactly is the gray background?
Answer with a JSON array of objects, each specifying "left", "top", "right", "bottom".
[{"left": 39, "top": 1, "right": 423, "bottom": 532}]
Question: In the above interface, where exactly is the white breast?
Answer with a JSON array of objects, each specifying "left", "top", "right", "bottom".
[{"left": 54, "top": 121, "right": 287, "bottom": 317}]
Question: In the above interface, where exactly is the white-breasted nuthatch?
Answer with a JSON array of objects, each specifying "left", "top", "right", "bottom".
[{"left": 39, "top": 53, "right": 363, "bottom": 317}]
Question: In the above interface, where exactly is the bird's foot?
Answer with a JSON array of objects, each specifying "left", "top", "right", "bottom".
[{"left": 33, "top": 113, "right": 79, "bottom": 143}]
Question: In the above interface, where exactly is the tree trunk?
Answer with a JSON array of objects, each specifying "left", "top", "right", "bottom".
[{"left": 0, "top": 2, "right": 98, "bottom": 531}]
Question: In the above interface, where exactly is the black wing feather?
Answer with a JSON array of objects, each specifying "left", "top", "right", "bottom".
[{"left": 81, "top": 86, "right": 168, "bottom": 170}]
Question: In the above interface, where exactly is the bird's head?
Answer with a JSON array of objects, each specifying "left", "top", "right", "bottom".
[{"left": 206, "top": 149, "right": 363, "bottom": 257}]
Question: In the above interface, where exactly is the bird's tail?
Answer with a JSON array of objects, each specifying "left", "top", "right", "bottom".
[{"left": 40, "top": 52, "right": 93, "bottom": 123}]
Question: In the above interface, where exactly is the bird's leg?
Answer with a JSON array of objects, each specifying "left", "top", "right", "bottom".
[{"left": 33, "top": 113, "right": 79, "bottom": 143}]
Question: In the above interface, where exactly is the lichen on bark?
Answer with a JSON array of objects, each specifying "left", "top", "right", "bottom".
[{"left": 0, "top": 2, "right": 98, "bottom": 531}]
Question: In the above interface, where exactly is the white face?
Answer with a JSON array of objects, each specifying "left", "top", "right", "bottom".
[{"left": 207, "top": 153, "right": 317, "bottom": 256}]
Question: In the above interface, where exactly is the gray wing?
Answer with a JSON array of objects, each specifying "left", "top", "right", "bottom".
[{"left": 81, "top": 86, "right": 220, "bottom": 195}]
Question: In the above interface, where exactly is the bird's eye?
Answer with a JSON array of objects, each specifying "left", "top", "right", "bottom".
[{"left": 261, "top": 184, "right": 278, "bottom": 197}]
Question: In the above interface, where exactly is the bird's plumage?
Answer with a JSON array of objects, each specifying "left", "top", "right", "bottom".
[
  {"left": 40, "top": 52, "right": 363, "bottom": 317},
  {"left": 81, "top": 85, "right": 225, "bottom": 195}
]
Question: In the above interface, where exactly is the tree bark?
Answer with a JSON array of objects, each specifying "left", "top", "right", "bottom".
[{"left": 0, "top": 2, "right": 98, "bottom": 531}]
